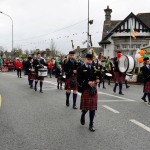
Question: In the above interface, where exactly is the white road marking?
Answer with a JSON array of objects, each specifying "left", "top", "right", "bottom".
[
  {"left": 0, "top": 95, "right": 2, "bottom": 108},
  {"left": 102, "top": 105, "right": 120, "bottom": 114},
  {"left": 130, "top": 119, "right": 150, "bottom": 133},
  {"left": 99, "top": 100, "right": 134, "bottom": 102},
  {"left": 98, "top": 91, "right": 135, "bottom": 102}
]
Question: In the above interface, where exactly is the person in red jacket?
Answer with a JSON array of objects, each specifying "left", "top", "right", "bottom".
[
  {"left": 15, "top": 58, "right": 23, "bottom": 78},
  {"left": 47, "top": 58, "right": 53, "bottom": 78}
]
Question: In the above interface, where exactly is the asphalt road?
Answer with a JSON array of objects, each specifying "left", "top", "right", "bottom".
[{"left": 0, "top": 72, "right": 150, "bottom": 150}]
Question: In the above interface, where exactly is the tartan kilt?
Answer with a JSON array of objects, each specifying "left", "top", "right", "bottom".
[
  {"left": 144, "top": 81, "right": 150, "bottom": 93},
  {"left": 28, "top": 72, "right": 35, "bottom": 80},
  {"left": 34, "top": 73, "right": 44, "bottom": 81},
  {"left": 57, "top": 76, "right": 64, "bottom": 83},
  {"left": 80, "top": 88, "right": 98, "bottom": 111},
  {"left": 65, "top": 76, "right": 78, "bottom": 90},
  {"left": 114, "top": 72, "right": 125, "bottom": 83}
]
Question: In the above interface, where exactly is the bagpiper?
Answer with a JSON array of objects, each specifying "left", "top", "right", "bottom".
[
  {"left": 63, "top": 51, "right": 78, "bottom": 109},
  {"left": 77, "top": 53, "right": 100, "bottom": 132},
  {"left": 141, "top": 57, "right": 150, "bottom": 105},
  {"left": 33, "top": 52, "right": 48, "bottom": 93}
]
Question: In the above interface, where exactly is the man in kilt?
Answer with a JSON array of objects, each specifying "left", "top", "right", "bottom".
[
  {"left": 77, "top": 53, "right": 100, "bottom": 132},
  {"left": 55, "top": 62, "right": 63, "bottom": 90},
  {"left": 63, "top": 51, "right": 78, "bottom": 109},
  {"left": 26, "top": 57, "right": 34, "bottom": 89},
  {"left": 113, "top": 52, "right": 125, "bottom": 95},
  {"left": 33, "top": 52, "right": 48, "bottom": 93},
  {"left": 141, "top": 57, "right": 150, "bottom": 105}
]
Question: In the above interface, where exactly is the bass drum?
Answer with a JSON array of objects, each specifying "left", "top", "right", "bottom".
[{"left": 118, "top": 55, "right": 135, "bottom": 73}]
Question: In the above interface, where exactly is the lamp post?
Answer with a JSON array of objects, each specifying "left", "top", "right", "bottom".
[
  {"left": 87, "top": 0, "right": 90, "bottom": 52},
  {"left": 0, "top": 11, "right": 14, "bottom": 53},
  {"left": 87, "top": 0, "right": 93, "bottom": 53}
]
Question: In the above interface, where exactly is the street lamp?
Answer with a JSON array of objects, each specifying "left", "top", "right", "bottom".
[
  {"left": 87, "top": 0, "right": 93, "bottom": 53},
  {"left": 0, "top": 11, "right": 14, "bottom": 53}
]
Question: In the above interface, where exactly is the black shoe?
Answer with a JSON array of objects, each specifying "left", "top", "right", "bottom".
[
  {"left": 40, "top": 90, "right": 43, "bottom": 93},
  {"left": 73, "top": 106, "right": 78, "bottom": 109},
  {"left": 34, "top": 86, "right": 37, "bottom": 91},
  {"left": 103, "top": 87, "right": 106, "bottom": 89},
  {"left": 113, "top": 87, "right": 116, "bottom": 93},
  {"left": 20, "top": 77, "right": 22, "bottom": 78},
  {"left": 80, "top": 115, "right": 85, "bottom": 125},
  {"left": 89, "top": 126, "right": 95, "bottom": 132},
  {"left": 57, "top": 85, "right": 59, "bottom": 89},
  {"left": 126, "top": 85, "right": 130, "bottom": 88},
  {"left": 119, "top": 92, "right": 124, "bottom": 95},
  {"left": 141, "top": 97, "right": 147, "bottom": 102},
  {"left": 66, "top": 100, "right": 69, "bottom": 107}
]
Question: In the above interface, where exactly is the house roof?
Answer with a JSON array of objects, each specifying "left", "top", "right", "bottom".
[
  {"left": 136, "top": 13, "right": 150, "bottom": 28},
  {"left": 100, "top": 12, "right": 150, "bottom": 45}
]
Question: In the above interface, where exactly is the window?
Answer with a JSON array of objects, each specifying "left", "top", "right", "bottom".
[
  {"left": 129, "top": 44, "right": 134, "bottom": 48},
  {"left": 136, "top": 44, "right": 141, "bottom": 48},
  {"left": 115, "top": 45, "right": 120, "bottom": 49},
  {"left": 122, "top": 44, "right": 127, "bottom": 49},
  {"left": 143, "top": 44, "right": 148, "bottom": 47}
]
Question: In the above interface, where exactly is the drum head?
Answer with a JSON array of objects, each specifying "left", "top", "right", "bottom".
[
  {"left": 105, "top": 73, "right": 112, "bottom": 77},
  {"left": 118, "top": 55, "right": 129, "bottom": 73}
]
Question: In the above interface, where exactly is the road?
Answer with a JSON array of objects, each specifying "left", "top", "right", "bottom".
[{"left": 0, "top": 72, "right": 150, "bottom": 150}]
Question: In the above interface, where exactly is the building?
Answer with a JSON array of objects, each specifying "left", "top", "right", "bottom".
[
  {"left": 73, "top": 46, "right": 103, "bottom": 58},
  {"left": 99, "top": 6, "right": 150, "bottom": 58}
]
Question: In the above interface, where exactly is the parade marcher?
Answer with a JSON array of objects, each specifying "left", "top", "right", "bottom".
[
  {"left": 55, "top": 62, "right": 63, "bottom": 90},
  {"left": 15, "top": 58, "right": 23, "bottom": 78},
  {"left": 63, "top": 51, "right": 78, "bottom": 109},
  {"left": 26, "top": 57, "right": 34, "bottom": 89},
  {"left": 33, "top": 52, "right": 48, "bottom": 93},
  {"left": 77, "top": 53, "right": 100, "bottom": 132},
  {"left": 113, "top": 52, "right": 125, "bottom": 95},
  {"left": 47, "top": 58, "right": 53, "bottom": 78},
  {"left": 0, "top": 57, "right": 3, "bottom": 71},
  {"left": 141, "top": 57, "right": 150, "bottom": 105}
]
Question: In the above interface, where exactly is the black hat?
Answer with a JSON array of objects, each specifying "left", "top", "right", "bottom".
[
  {"left": 85, "top": 53, "right": 93, "bottom": 60},
  {"left": 28, "top": 56, "right": 32, "bottom": 60},
  {"left": 69, "top": 51, "right": 75, "bottom": 55},
  {"left": 117, "top": 51, "right": 121, "bottom": 53},
  {"left": 37, "top": 52, "right": 41, "bottom": 55},
  {"left": 143, "top": 57, "right": 149, "bottom": 61}
]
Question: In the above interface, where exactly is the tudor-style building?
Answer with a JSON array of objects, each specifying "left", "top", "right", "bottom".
[{"left": 99, "top": 6, "right": 150, "bottom": 58}]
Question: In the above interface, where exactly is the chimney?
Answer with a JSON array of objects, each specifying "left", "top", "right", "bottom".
[{"left": 104, "top": 6, "right": 112, "bottom": 23}]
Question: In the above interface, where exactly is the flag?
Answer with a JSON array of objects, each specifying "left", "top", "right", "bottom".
[{"left": 130, "top": 19, "right": 136, "bottom": 39}]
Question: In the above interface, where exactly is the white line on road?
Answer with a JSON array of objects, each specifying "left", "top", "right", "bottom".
[
  {"left": 0, "top": 95, "right": 2, "bottom": 108},
  {"left": 102, "top": 105, "right": 120, "bottom": 114},
  {"left": 130, "top": 119, "right": 150, "bottom": 133},
  {"left": 99, "top": 100, "right": 134, "bottom": 102},
  {"left": 98, "top": 91, "right": 135, "bottom": 102}
]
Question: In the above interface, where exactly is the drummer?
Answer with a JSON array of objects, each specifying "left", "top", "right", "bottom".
[
  {"left": 33, "top": 52, "right": 48, "bottom": 93},
  {"left": 113, "top": 51, "right": 125, "bottom": 95}
]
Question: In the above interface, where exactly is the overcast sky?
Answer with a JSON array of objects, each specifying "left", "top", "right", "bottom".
[{"left": 0, "top": 0, "right": 150, "bottom": 54}]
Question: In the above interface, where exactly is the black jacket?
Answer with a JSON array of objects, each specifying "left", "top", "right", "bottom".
[
  {"left": 33, "top": 58, "right": 48, "bottom": 73},
  {"left": 63, "top": 59, "right": 79, "bottom": 79},
  {"left": 77, "top": 64, "right": 100, "bottom": 89},
  {"left": 141, "top": 65, "right": 150, "bottom": 82}
]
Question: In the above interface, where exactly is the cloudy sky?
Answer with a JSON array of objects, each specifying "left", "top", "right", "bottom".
[{"left": 0, "top": 0, "right": 150, "bottom": 54}]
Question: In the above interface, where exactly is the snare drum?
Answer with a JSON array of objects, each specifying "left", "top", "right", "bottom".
[
  {"left": 105, "top": 73, "right": 112, "bottom": 77},
  {"left": 118, "top": 55, "right": 135, "bottom": 74},
  {"left": 38, "top": 68, "right": 48, "bottom": 77}
]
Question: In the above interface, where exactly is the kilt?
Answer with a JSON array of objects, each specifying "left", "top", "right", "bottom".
[
  {"left": 65, "top": 76, "right": 78, "bottom": 90},
  {"left": 114, "top": 72, "right": 125, "bottom": 83},
  {"left": 28, "top": 72, "right": 35, "bottom": 80},
  {"left": 80, "top": 88, "right": 98, "bottom": 110},
  {"left": 144, "top": 81, "right": 150, "bottom": 93},
  {"left": 57, "top": 76, "right": 63, "bottom": 83},
  {"left": 34, "top": 73, "right": 44, "bottom": 81}
]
